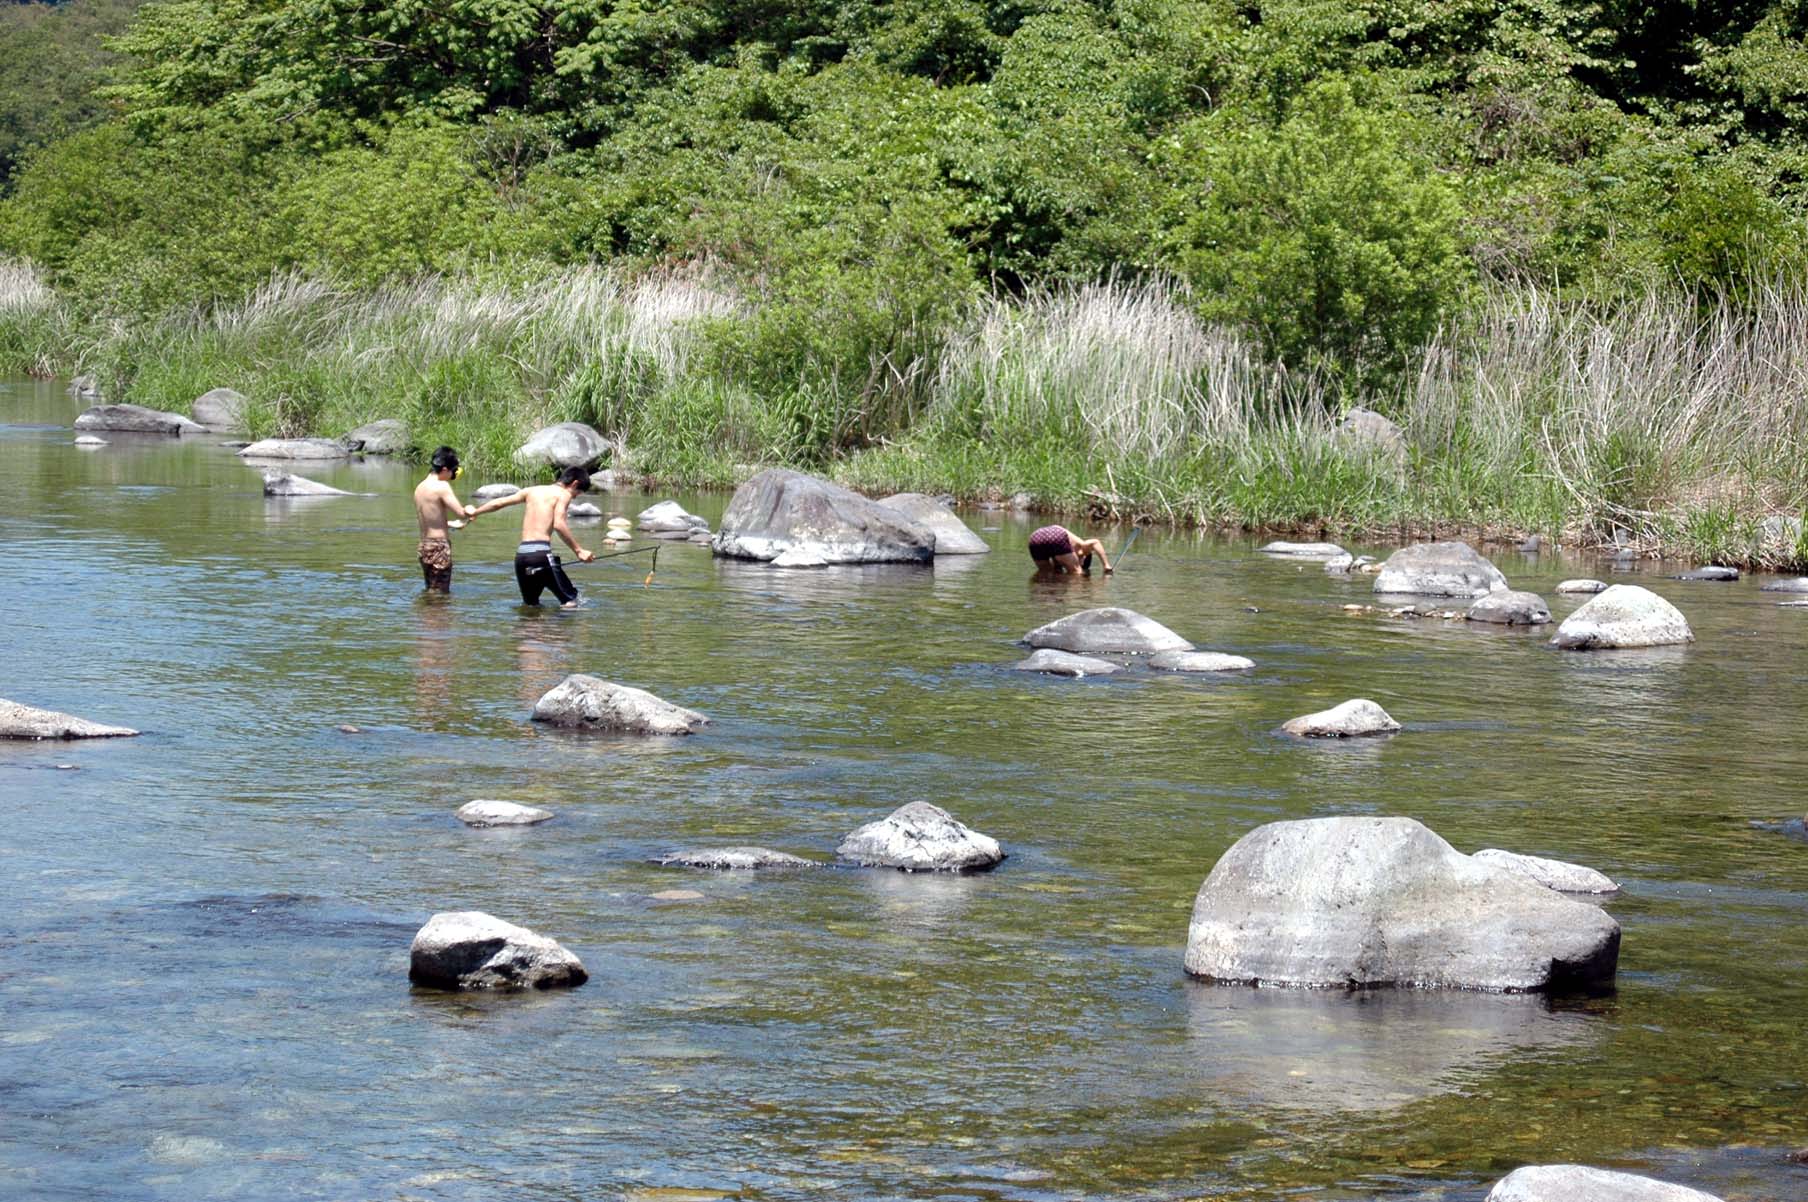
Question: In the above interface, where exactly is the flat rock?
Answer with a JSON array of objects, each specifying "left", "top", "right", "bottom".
[
  {"left": 1552, "top": 584, "right": 1693, "bottom": 650},
  {"left": 1556, "top": 579, "right": 1609, "bottom": 594},
  {"left": 408, "top": 911, "right": 586, "bottom": 990},
  {"left": 74, "top": 403, "right": 205, "bottom": 436},
  {"left": 1011, "top": 649, "right": 1121, "bottom": 677},
  {"left": 1672, "top": 566, "right": 1738, "bottom": 581},
  {"left": 1466, "top": 590, "right": 1552, "bottom": 625},
  {"left": 1373, "top": 541, "right": 1509, "bottom": 597},
  {"left": 238, "top": 437, "right": 350, "bottom": 460},
  {"left": 1149, "top": 650, "right": 1255, "bottom": 672},
  {"left": 1258, "top": 541, "right": 1346, "bottom": 560},
  {"left": 262, "top": 471, "right": 349, "bottom": 497},
  {"left": 1184, "top": 816, "right": 1622, "bottom": 991},
  {"left": 456, "top": 800, "right": 554, "bottom": 827},
  {"left": 531, "top": 674, "right": 708, "bottom": 735},
  {"left": 1472, "top": 849, "right": 1619, "bottom": 895},
  {"left": 1281, "top": 698, "right": 1400, "bottom": 738},
  {"left": 0, "top": 698, "right": 139, "bottom": 740},
  {"left": 836, "top": 801, "right": 1004, "bottom": 872},
  {"left": 472, "top": 483, "right": 520, "bottom": 502},
  {"left": 339, "top": 418, "right": 409, "bottom": 455},
  {"left": 73, "top": 434, "right": 107, "bottom": 447},
  {"left": 191, "top": 388, "right": 247, "bottom": 432},
  {"left": 1486, "top": 1165, "right": 1723, "bottom": 1202},
  {"left": 655, "top": 847, "right": 819, "bottom": 870},
  {"left": 878, "top": 493, "right": 989, "bottom": 554},
  {"left": 514, "top": 421, "right": 608, "bottom": 469},
  {"left": 712, "top": 469, "right": 933, "bottom": 565},
  {"left": 637, "top": 499, "right": 709, "bottom": 534},
  {"left": 1023, "top": 607, "right": 1193, "bottom": 654}
]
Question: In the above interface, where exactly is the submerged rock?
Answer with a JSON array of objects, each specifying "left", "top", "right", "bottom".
[
  {"left": 1258, "top": 541, "right": 1346, "bottom": 560},
  {"left": 1472, "top": 849, "right": 1619, "bottom": 895},
  {"left": 514, "top": 421, "right": 608, "bottom": 469},
  {"left": 1373, "top": 541, "right": 1509, "bottom": 597},
  {"left": 1184, "top": 816, "right": 1622, "bottom": 992},
  {"left": 637, "top": 499, "right": 708, "bottom": 534},
  {"left": 1023, "top": 607, "right": 1192, "bottom": 655},
  {"left": 712, "top": 468, "right": 934, "bottom": 565},
  {"left": 262, "top": 471, "right": 350, "bottom": 497},
  {"left": 1672, "top": 566, "right": 1739, "bottom": 581},
  {"left": 339, "top": 418, "right": 409, "bottom": 455},
  {"left": 1280, "top": 698, "right": 1400, "bottom": 738},
  {"left": 472, "top": 483, "right": 521, "bottom": 502},
  {"left": 408, "top": 911, "right": 587, "bottom": 990},
  {"left": 1466, "top": 590, "right": 1552, "bottom": 626},
  {"left": 0, "top": 698, "right": 139, "bottom": 740},
  {"left": 837, "top": 801, "right": 1004, "bottom": 872},
  {"left": 1486, "top": 1165, "right": 1723, "bottom": 1202},
  {"left": 456, "top": 800, "right": 554, "bottom": 827},
  {"left": 1011, "top": 649, "right": 1121, "bottom": 677},
  {"left": 1556, "top": 578, "right": 1609, "bottom": 594},
  {"left": 655, "top": 847, "right": 819, "bottom": 870},
  {"left": 1149, "top": 650, "right": 1256, "bottom": 672},
  {"left": 238, "top": 437, "right": 350, "bottom": 460},
  {"left": 531, "top": 674, "right": 708, "bottom": 735},
  {"left": 878, "top": 492, "right": 989, "bottom": 554},
  {"left": 1552, "top": 584, "right": 1693, "bottom": 650},
  {"left": 190, "top": 387, "right": 248, "bottom": 432},
  {"left": 74, "top": 403, "right": 205, "bottom": 436}
]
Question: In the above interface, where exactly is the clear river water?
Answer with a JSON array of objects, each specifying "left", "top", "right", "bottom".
[{"left": 1, "top": 376, "right": 1805, "bottom": 1202}]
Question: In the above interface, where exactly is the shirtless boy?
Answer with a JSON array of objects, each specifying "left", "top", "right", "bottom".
[
  {"left": 413, "top": 446, "right": 475, "bottom": 592},
  {"left": 466, "top": 466, "right": 597, "bottom": 607}
]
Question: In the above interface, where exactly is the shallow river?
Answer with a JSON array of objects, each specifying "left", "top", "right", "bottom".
[{"left": 2, "top": 377, "right": 1805, "bottom": 1202}]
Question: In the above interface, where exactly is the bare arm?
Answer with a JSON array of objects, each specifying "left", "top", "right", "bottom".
[
  {"left": 1074, "top": 536, "right": 1113, "bottom": 573},
  {"left": 552, "top": 498, "right": 595, "bottom": 562},
  {"left": 438, "top": 480, "right": 473, "bottom": 520},
  {"left": 467, "top": 491, "right": 528, "bottom": 520}
]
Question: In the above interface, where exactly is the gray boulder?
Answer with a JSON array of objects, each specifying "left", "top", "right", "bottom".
[
  {"left": 1258, "top": 541, "right": 1346, "bottom": 560},
  {"left": 1672, "top": 566, "right": 1738, "bottom": 581},
  {"left": 836, "top": 801, "right": 1004, "bottom": 872},
  {"left": 1149, "top": 650, "right": 1255, "bottom": 672},
  {"left": 1466, "top": 590, "right": 1552, "bottom": 625},
  {"left": 455, "top": 800, "right": 554, "bottom": 827},
  {"left": 1184, "top": 816, "right": 1622, "bottom": 991},
  {"left": 472, "top": 484, "right": 521, "bottom": 503},
  {"left": 1552, "top": 584, "right": 1693, "bottom": 650},
  {"left": 1486, "top": 1165, "right": 1723, "bottom": 1202},
  {"left": 74, "top": 403, "right": 205, "bottom": 436},
  {"left": 637, "top": 500, "right": 708, "bottom": 534},
  {"left": 1472, "top": 849, "right": 1619, "bottom": 895},
  {"left": 1556, "top": 579, "right": 1609, "bottom": 594},
  {"left": 1336, "top": 407, "right": 1408, "bottom": 460},
  {"left": 190, "top": 388, "right": 248, "bottom": 432},
  {"left": 408, "top": 911, "right": 587, "bottom": 990},
  {"left": 567, "top": 501, "right": 602, "bottom": 519},
  {"left": 339, "top": 418, "right": 409, "bottom": 455},
  {"left": 1373, "top": 541, "right": 1509, "bottom": 597},
  {"left": 655, "top": 847, "right": 819, "bottom": 870},
  {"left": 531, "top": 674, "right": 708, "bottom": 735},
  {"left": 1023, "top": 607, "right": 1193, "bottom": 654},
  {"left": 262, "top": 471, "right": 350, "bottom": 497},
  {"left": 878, "top": 493, "right": 989, "bottom": 554},
  {"left": 1011, "top": 649, "right": 1121, "bottom": 677},
  {"left": 711, "top": 468, "right": 933, "bottom": 565},
  {"left": 238, "top": 438, "right": 350, "bottom": 460},
  {"left": 1758, "top": 514, "right": 1803, "bottom": 551},
  {"left": 0, "top": 698, "right": 138, "bottom": 740},
  {"left": 514, "top": 421, "right": 608, "bottom": 469},
  {"left": 1324, "top": 553, "right": 1376, "bottom": 574},
  {"left": 67, "top": 374, "right": 99, "bottom": 398},
  {"left": 1281, "top": 698, "right": 1400, "bottom": 738}
]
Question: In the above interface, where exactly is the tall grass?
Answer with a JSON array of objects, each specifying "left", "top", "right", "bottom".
[{"left": 0, "top": 258, "right": 70, "bottom": 377}]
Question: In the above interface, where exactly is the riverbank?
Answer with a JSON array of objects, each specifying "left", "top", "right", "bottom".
[{"left": 7, "top": 263, "right": 1806, "bottom": 569}]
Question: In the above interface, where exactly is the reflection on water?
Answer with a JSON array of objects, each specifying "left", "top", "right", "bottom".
[{"left": 3, "top": 377, "right": 1807, "bottom": 1202}]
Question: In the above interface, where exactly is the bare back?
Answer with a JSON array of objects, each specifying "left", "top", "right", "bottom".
[
  {"left": 516, "top": 484, "right": 572, "bottom": 542},
  {"left": 414, "top": 475, "right": 462, "bottom": 539}
]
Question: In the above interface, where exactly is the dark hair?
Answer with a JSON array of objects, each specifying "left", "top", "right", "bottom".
[
  {"left": 429, "top": 446, "right": 459, "bottom": 474},
  {"left": 557, "top": 466, "right": 592, "bottom": 492}
]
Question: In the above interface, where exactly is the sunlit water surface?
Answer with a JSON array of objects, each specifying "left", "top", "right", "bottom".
[{"left": 2, "top": 377, "right": 1805, "bottom": 1201}]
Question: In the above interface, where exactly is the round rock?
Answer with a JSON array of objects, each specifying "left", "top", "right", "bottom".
[
  {"left": 878, "top": 493, "right": 989, "bottom": 555},
  {"left": 1551, "top": 584, "right": 1693, "bottom": 650},
  {"left": 408, "top": 911, "right": 586, "bottom": 990},
  {"left": 837, "top": 801, "right": 1004, "bottom": 873},
  {"left": 191, "top": 387, "right": 248, "bottom": 432},
  {"left": 637, "top": 500, "right": 710, "bottom": 533},
  {"left": 514, "top": 422, "right": 608, "bottom": 469},
  {"left": 1472, "top": 849, "right": 1619, "bottom": 896},
  {"left": 473, "top": 483, "right": 521, "bottom": 502},
  {"left": 1149, "top": 650, "right": 1255, "bottom": 672},
  {"left": 1023, "top": 607, "right": 1192, "bottom": 654},
  {"left": 456, "top": 800, "right": 554, "bottom": 827},
  {"left": 1011, "top": 649, "right": 1120, "bottom": 677},
  {"left": 1373, "top": 541, "right": 1509, "bottom": 597},
  {"left": 655, "top": 847, "right": 819, "bottom": 870},
  {"left": 531, "top": 674, "right": 708, "bottom": 735},
  {"left": 1336, "top": 407, "right": 1408, "bottom": 461},
  {"left": 1466, "top": 590, "right": 1552, "bottom": 625},
  {"left": 338, "top": 418, "right": 409, "bottom": 455},
  {"left": 567, "top": 501, "right": 603, "bottom": 519},
  {"left": 1486, "top": 1165, "right": 1723, "bottom": 1202},
  {"left": 1556, "top": 579, "right": 1608, "bottom": 594},
  {"left": 1280, "top": 698, "right": 1400, "bottom": 738}
]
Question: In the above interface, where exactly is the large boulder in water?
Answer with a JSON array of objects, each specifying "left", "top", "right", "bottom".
[
  {"left": 877, "top": 493, "right": 989, "bottom": 554},
  {"left": 637, "top": 499, "right": 708, "bottom": 534},
  {"left": 711, "top": 468, "right": 933, "bottom": 564},
  {"left": 190, "top": 388, "right": 248, "bottom": 432},
  {"left": 1280, "top": 698, "right": 1400, "bottom": 738},
  {"left": 514, "top": 422, "right": 607, "bottom": 469},
  {"left": 531, "top": 674, "right": 708, "bottom": 735},
  {"left": 339, "top": 418, "right": 409, "bottom": 455},
  {"left": 408, "top": 911, "right": 587, "bottom": 990},
  {"left": 74, "top": 403, "right": 205, "bottom": 436},
  {"left": 238, "top": 437, "right": 350, "bottom": 460},
  {"left": 1466, "top": 590, "right": 1551, "bottom": 625},
  {"left": 1486, "top": 1165, "right": 1723, "bottom": 1202},
  {"left": 1373, "top": 541, "right": 1509, "bottom": 597},
  {"left": 1551, "top": 584, "right": 1693, "bottom": 650},
  {"left": 0, "top": 698, "right": 138, "bottom": 740},
  {"left": 837, "top": 802, "right": 1004, "bottom": 872},
  {"left": 1183, "top": 816, "right": 1622, "bottom": 992},
  {"left": 262, "top": 471, "right": 349, "bottom": 497},
  {"left": 1023, "top": 607, "right": 1192, "bottom": 654},
  {"left": 1472, "top": 849, "right": 1619, "bottom": 895}
]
